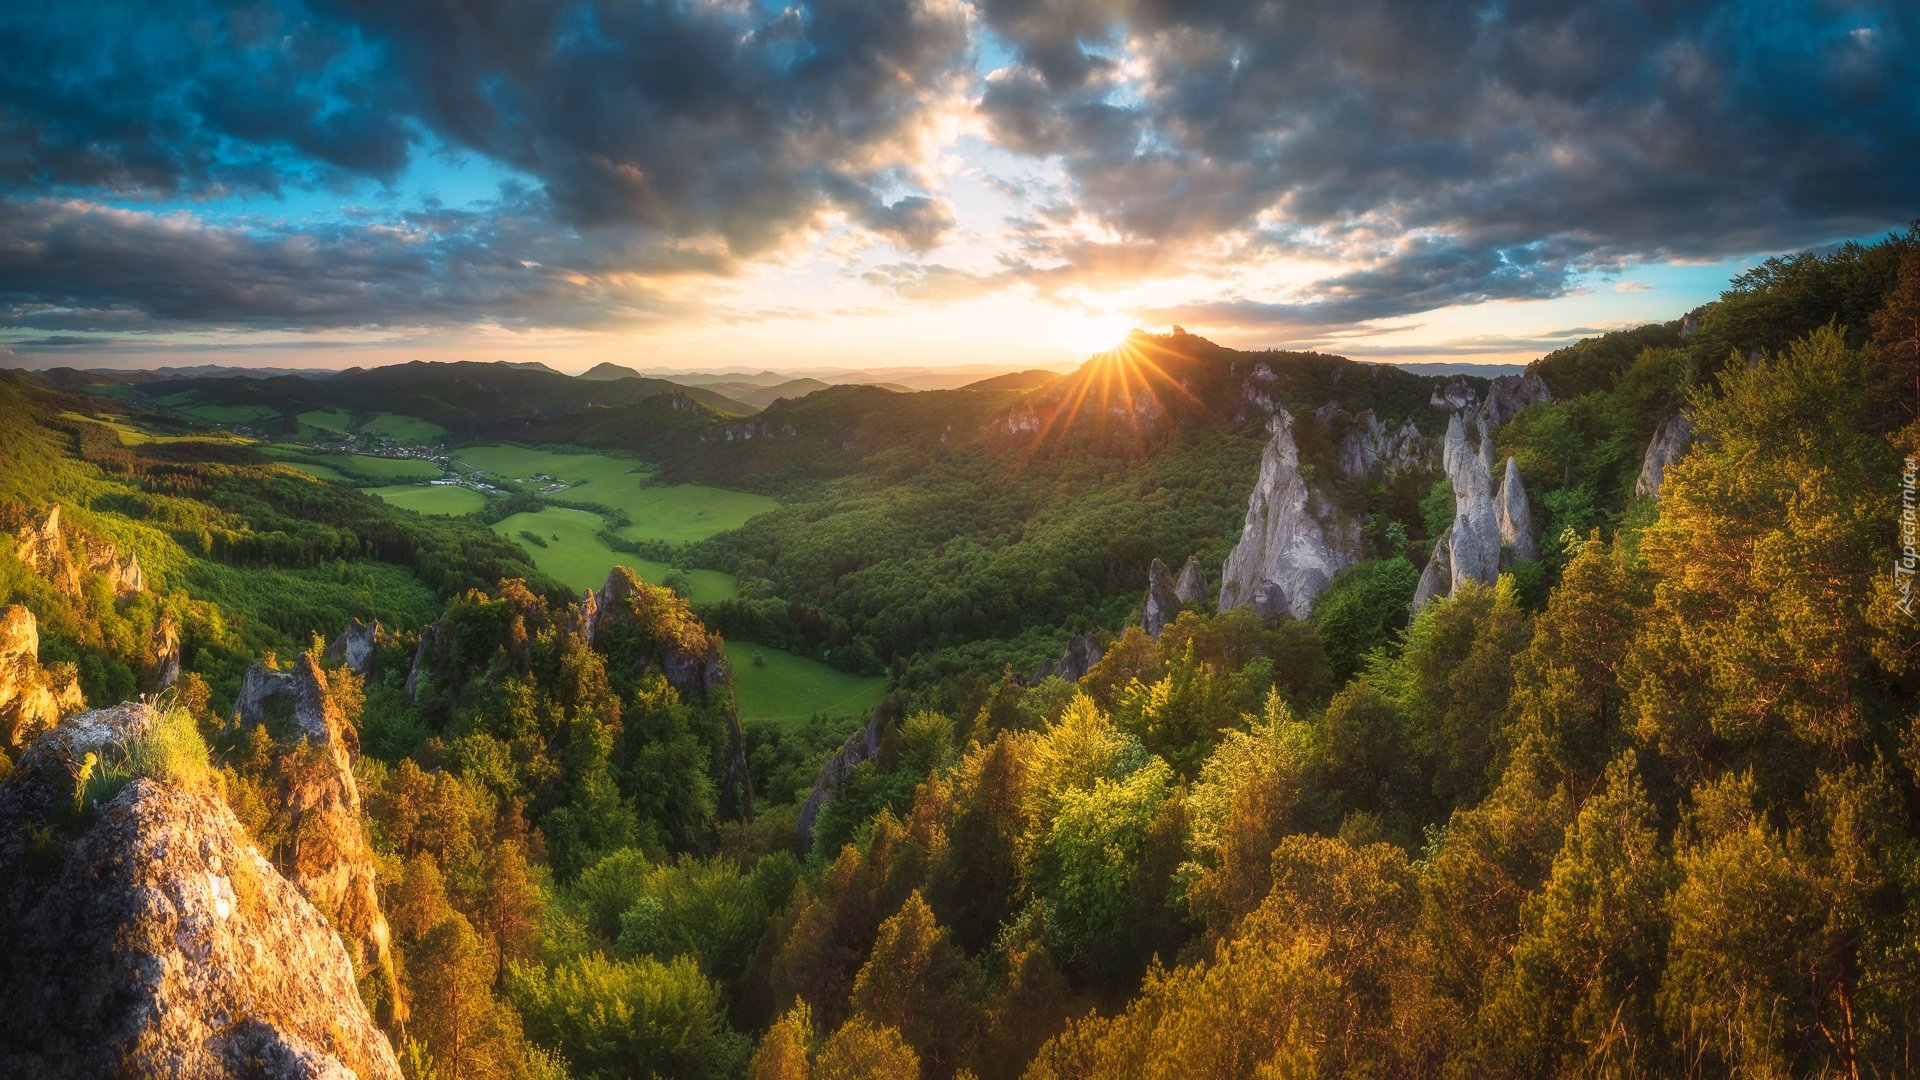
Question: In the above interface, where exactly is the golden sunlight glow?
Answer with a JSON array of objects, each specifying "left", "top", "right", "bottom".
[{"left": 1053, "top": 309, "right": 1137, "bottom": 357}]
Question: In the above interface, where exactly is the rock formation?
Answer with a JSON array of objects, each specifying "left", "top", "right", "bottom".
[
  {"left": 271, "top": 656, "right": 396, "bottom": 1021},
  {"left": 1031, "top": 634, "right": 1105, "bottom": 683},
  {"left": 1441, "top": 415, "right": 1502, "bottom": 593},
  {"left": 797, "top": 707, "right": 889, "bottom": 851},
  {"left": 1475, "top": 371, "right": 1552, "bottom": 429},
  {"left": 1141, "top": 558, "right": 1182, "bottom": 639},
  {"left": 1334, "top": 408, "right": 1428, "bottom": 476},
  {"left": 589, "top": 567, "right": 728, "bottom": 699},
  {"left": 1495, "top": 456, "right": 1539, "bottom": 562},
  {"left": 1218, "top": 410, "right": 1363, "bottom": 620},
  {"left": 233, "top": 660, "right": 298, "bottom": 731},
  {"left": 404, "top": 619, "right": 444, "bottom": 701},
  {"left": 1173, "top": 556, "right": 1208, "bottom": 605},
  {"left": 324, "top": 618, "right": 379, "bottom": 681},
  {"left": 10, "top": 505, "right": 147, "bottom": 599},
  {"left": 1635, "top": 412, "right": 1694, "bottom": 499},
  {"left": 11, "top": 505, "right": 81, "bottom": 597},
  {"left": 1413, "top": 531, "right": 1452, "bottom": 609},
  {"left": 146, "top": 613, "right": 181, "bottom": 693},
  {"left": 0, "top": 702, "right": 402, "bottom": 1078},
  {"left": 0, "top": 604, "right": 85, "bottom": 750}
]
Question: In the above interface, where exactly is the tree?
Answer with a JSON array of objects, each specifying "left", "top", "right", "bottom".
[
  {"left": 814, "top": 1017, "right": 920, "bottom": 1080},
  {"left": 848, "top": 891, "right": 983, "bottom": 1076},
  {"left": 409, "top": 915, "right": 523, "bottom": 1080},
  {"left": 1180, "top": 690, "right": 1317, "bottom": 936},
  {"left": 1479, "top": 752, "right": 1674, "bottom": 1074},
  {"left": 507, "top": 952, "right": 747, "bottom": 1080}
]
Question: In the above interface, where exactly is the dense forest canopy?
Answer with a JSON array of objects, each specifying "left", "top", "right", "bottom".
[{"left": 2, "top": 227, "right": 1918, "bottom": 1077}]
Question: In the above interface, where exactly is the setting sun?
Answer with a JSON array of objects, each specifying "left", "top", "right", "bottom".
[{"left": 1054, "top": 310, "right": 1137, "bottom": 357}]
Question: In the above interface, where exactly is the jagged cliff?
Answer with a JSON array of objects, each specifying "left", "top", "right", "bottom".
[
  {"left": 1218, "top": 410, "right": 1364, "bottom": 620},
  {"left": 0, "top": 703, "right": 402, "bottom": 1078},
  {"left": 796, "top": 706, "right": 889, "bottom": 850},
  {"left": 0, "top": 604, "right": 84, "bottom": 750}
]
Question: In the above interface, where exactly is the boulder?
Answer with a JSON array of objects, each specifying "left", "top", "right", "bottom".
[
  {"left": 1218, "top": 410, "right": 1363, "bottom": 620},
  {"left": 0, "top": 703, "right": 402, "bottom": 1079},
  {"left": 1635, "top": 412, "right": 1694, "bottom": 499},
  {"left": 1141, "top": 558, "right": 1182, "bottom": 640}
]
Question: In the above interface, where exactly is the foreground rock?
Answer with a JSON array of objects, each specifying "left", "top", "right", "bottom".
[
  {"left": 1218, "top": 410, "right": 1363, "bottom": 620},
  {"left": 0, "top": 703, "right": 402, "bottom": 1079},
  {"left": 0, "top": 604, "right": 84, "bottom": 750}
]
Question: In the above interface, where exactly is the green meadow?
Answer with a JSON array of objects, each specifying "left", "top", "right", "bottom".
[
  {"left": 261, "top": 447, "right": 442, "bottom": 482},
  {"left": 280, "top": 461, "right": 352, "bottom": 482},
  {"left": 171, "top": 401, "right": 281, "bottom": 425},
  {"left": 722, "top": 641, "right": 887, "bottom": 725},
  {"left": 58, "top": 412, "right": 257, "bottom": 448},
  {"left": 296, "top": 408, "right": 353, "bottom": 434},
  {"left": 455, "top": 443, "right": 777, "bottom": 545},
  {"left": 366, "top": 483, "right": 489, "bottom": 516},
  {"left": 362, "top": 412, "right": 448, "bottom": 443},
  {"left": 489, "top": 506, "right": 739, "bottom": 604}
]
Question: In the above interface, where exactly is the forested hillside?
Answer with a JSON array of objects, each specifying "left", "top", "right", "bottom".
[{"left": 2, "top": 228, "right": 1917, "bottom": 1077}]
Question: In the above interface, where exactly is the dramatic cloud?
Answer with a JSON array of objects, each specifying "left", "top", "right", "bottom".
[
  {"left": 978, "top": 0, "right": 1920, "bottom": 314},
  {"left": 0, "top": 0, "right": 1914, "bottom": 349}
]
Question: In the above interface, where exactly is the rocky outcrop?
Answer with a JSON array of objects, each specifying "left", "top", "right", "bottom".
[
  {"left": 1218, "top": 411, "right": 1364, "bottom": 620},
  {"left": 1031, "top": 634, "right": 1105, "bottom": 684},
  {"left": 588, "top": 567, "right": 727, "bottom": 700},
  {"left": 0, "top": 703, "right": 402, "bottom": 1079},
  {"left": 1335, "top": 408, "right": 1428, "bottom": 476},
  {"left": 10, "top": 505, "right": 147, "bottom": 599},
  {"left": 273, "top": 657, "right": 394, "bottom": 1019},
  {"left": 797, "top": 707, "right": 889, "bottom": 851},
  {"left": 403, "top": 619, "right": 444, "bottom": 701},
  {"left": 146, "top": 613, "right": 181, "bottom": 693},
  {"left": 1635, "top": 412, "right": 1694, "bottom": 499},
  {"left": 1141, "top": 558, "right": 1182, "bottom": 640},
  {"left": 324, "top": 618, "right": 379, "bottom": 681},
  {"left": 1413, "top": 531, "right": 1452, "bottom": 609},
  {"left": 11, "top": 505, "right": 81, "bottom": 597},
  {"left": 0, "top": 604, "right": 84, "bottom": 750},
  {"left": 1495, "top": 456, "right": 1539, "bottom": 562},
  {"left": 1441, "top": 415, "right": 1502, "bottom": 594},
  {"left": 1476, "top": 371, "right": 1552, "bottom": 429},
  {"left": 234, "top": 661, "right": 298, "bottom": 732},
  {"left": 1174, "top": 556, "right": 1207, "bottom": 605}
]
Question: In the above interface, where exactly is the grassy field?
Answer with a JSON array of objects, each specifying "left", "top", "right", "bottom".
[
  {"left": 171, "top": 402, "right": 281, "bottom": 425},
  {"left": 297, "top": 409, "right": 353, "bottom": 437},
  {"left": 58, "top": 412, "right": 256, "bottom": 448},
  {"left": 723, "top": 641, "right": 887, "bottom": 724},
  {"left": 456, "top": 444, "right": 776, "bottom": 545},
  {"left": 366, "top": 483, "right": 489, "bottom": 516},
  {"left": 280, "top": 461, "right": 352, "bottom": 482},
  {"left": 363, "top": 412, "right": 448, "bottom": 443},
  {"left": 260, "top": 447, "right": 443, "bottom": 482},
  {"left": 490, "top": 507, "right": 739, "bottom": 603}
]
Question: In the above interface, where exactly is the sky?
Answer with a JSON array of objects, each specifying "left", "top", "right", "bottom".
[{"left": 0, "top": 0, "right": 1915, "bottom": 374}]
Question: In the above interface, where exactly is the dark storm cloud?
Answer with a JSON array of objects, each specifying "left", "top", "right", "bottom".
[
  {"left": 979, "top": 0, "right": 1920, "bottom": 316},
  {"left": 0, "top": 1, "right": 413, "bottom": 196},
  {"left": 0, "top": 197, "right": 710, "bottom": 333}
]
